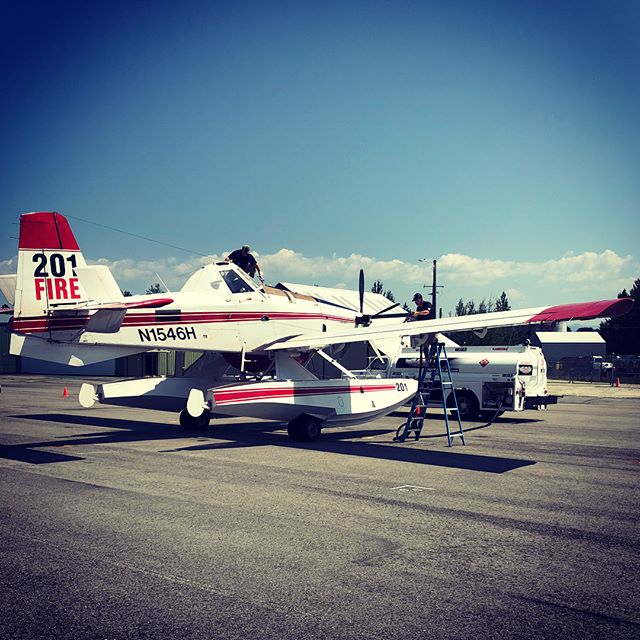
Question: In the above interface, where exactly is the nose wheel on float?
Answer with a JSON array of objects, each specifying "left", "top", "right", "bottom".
[
  {"left": 287, "top": 414, "right": 323, "bottom": 442},
  {"left": 179, "top": 407, "right": 211, "bottom": 430}
]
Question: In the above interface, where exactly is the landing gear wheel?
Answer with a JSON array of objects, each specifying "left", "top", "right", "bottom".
[
  {"left": 287, "top": 415, "right": 322, "bottom": 442},
  {"left": 179, "top": 408, "right": 211, "bottom": 430},
  {"left": 448, "top": 391, "right": 480, "bottom": 421}
]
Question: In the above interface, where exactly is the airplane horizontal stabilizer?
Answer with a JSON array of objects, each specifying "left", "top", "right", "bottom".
[
  {"left": 0, "top": 274, "right": 17, "bottom": 305},
  {"left": 75, "top": 265, "right": 124, "bottom": 302}
]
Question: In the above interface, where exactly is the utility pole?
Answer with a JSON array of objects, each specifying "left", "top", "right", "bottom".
[
  {"left": 431, "top": 259, "right": 437, "bottom": 318},
  {"left": 419, "top": 258, "right": 443, "bottom": 318}
]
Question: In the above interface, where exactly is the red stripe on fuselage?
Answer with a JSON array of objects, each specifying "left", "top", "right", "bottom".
[
  {"left": 121, "top": 311, "right": 353, "bottom": 327},
  {"left": 12, "top": 315, "right": 90, "bottom": 333},
  {"left": 11, "top": 310, "right": 354, "bottom": 334}
]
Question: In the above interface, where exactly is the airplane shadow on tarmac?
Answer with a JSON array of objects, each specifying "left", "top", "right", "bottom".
[{"left": 3, "top": 412, "right": 538, "bottom": 473}]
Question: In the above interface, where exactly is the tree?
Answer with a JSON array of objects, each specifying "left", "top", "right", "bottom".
[
  {"left": 599, "top": 278, "right": 640, "bottom": 355},
  {"left": 495, "top": 291, "right": 510, "bottom": 312},
  {"left": 370, "top": 280, "right": 396, "bottom": 302},
  {"left": 447, "top": 291, "right": 527, "bottom": 346},
  {"left": 146, "top": 283, "right": 163, "bottom": 294},
  {"left": 121, "top": 290, "right": 133, "bottom": 297}
]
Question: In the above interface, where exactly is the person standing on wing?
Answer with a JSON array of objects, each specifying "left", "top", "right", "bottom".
[
  {"left": 226, "top": 245, "right": 263, "bottom": 280},
  {"left": 412, "top": 292, "right": 433, "bottom": 320}
]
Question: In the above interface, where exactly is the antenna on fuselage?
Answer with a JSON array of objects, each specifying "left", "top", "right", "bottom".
[{"left": 154, "top": 272, "right": 169, "bottom": 292}]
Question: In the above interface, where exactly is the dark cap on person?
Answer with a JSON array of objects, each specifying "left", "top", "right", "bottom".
[
  {"left": 412, "top": 292, "right": 422, "bottom": 301},
  {"left": 242, "top": 245, "right": 251, "bottom": 252}
]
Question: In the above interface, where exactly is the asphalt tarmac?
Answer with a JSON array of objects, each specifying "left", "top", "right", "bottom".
[{"left": 1, "top": 375, "right": 638, "bottom": 639}]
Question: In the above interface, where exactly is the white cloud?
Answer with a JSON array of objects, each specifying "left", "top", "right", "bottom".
[
  {"left": 0, "top": 257, "right": 17, "bottom": 275},
  {"left": 504, "top": 288, "right": 524, "bottom": 301},
  {"left": 438, "top": 250, "right": 635, "bottom": 288},
  {"left": 541, "top": 250, "right": 631, "bottom": 283},
  {"left": 261, "top": 249, "right": 427, "bottom": 284},
  {"left": 83, "top": 247, "right": 635, "bottom": 296},
  {"left": 1, "top": 247, "right": 635, "bottom": 308}
]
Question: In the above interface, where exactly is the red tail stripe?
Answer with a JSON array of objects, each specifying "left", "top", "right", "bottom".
[{"left": 19, "top": 212, "right": 80, "bottom": 251}]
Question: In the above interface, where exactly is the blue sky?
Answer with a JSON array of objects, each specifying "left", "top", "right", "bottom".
[{"left": 1, "top": 0, "right": 638, "bottom": 316}]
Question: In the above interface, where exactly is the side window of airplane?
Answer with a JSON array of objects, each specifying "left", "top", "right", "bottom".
[{"left": 220, "top": 270, "right": 255, "bottom": 294}]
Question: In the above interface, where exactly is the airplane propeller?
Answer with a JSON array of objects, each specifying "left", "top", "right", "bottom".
[
  {"left": 355, "top": 268, "right": 411, "bottom": 327},
  {"left": 355, "top": 269, "right": 370, "bottom": 326},
  {"left": 371, "top": 302, "right": 411, "bottom": 320}
]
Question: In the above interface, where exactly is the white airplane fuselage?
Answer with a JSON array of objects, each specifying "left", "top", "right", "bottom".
[{"left": 11, "top": 262, "right": 363, "bottom": 358}]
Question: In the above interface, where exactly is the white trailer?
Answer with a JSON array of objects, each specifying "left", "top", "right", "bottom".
[{"left": 371, "top": 342, "right": 558, "bottom": 420}]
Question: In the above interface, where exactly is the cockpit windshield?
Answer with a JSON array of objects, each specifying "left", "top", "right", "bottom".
[{"left": 220, "top": 269, "right": 256, "bottom": 294}]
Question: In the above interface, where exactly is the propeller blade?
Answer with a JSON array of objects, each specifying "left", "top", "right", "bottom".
[
  {"left": 371, "top": 302, "right": 403, "bottom": 318},
  {"left": 358, "top": 269, "right": 365, "bottom": 314},
  {"left": 371, "top": 311, "right": 412, "bottom": 319}
]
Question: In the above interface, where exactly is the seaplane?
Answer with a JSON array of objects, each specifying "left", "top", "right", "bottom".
[{"left": 0, "top": 212, "right": 633, "bottom": 442}]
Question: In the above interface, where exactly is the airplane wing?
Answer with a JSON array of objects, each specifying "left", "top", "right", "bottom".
[{"left": 264, "top": 298, "right": 633, "bottom": 351}]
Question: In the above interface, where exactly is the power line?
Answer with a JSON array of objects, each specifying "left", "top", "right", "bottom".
[{"left": 66, "top": 214, "right": 208, "bottom": 257}]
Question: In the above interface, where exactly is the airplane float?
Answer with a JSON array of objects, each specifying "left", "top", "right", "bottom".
[{"left": 0, "top": 212, "right": 633, "bottom": 442}]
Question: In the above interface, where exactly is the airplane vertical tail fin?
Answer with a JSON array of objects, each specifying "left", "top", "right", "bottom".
[{"left": 14, "top": 211, "right": 89, "bottom": 321}]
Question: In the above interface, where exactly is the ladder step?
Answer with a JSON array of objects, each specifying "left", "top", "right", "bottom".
[{"left": 395, "top": 341, "right": 465, "bottom": 447}]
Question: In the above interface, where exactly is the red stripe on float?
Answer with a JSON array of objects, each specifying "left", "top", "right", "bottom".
[{"left": 213, "top": 384, "right": 397, "bottom": 406}]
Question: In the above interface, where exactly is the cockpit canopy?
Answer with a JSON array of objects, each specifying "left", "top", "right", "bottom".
[
  {"left": 219, "top": 269, "right": 254, "bottom": 294},
  {"left": 181, "top": 263, "right": 260, "bottom": 298}
]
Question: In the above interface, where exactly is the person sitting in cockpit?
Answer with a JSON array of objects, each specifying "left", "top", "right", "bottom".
[{"left": 226, "top": 245, "right": 263, "bottom": 280}]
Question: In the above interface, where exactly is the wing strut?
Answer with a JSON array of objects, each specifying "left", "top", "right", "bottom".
[
  {"left": 240, "top": 343, "right": 246, "bottom": 373},
  {"left": 316, "top": 349, "right": 357, "bottom": 379}
]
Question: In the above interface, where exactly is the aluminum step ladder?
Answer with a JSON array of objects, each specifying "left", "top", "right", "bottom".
[{"left": 394, "top": 341, "right": 465, "bottom": 446}]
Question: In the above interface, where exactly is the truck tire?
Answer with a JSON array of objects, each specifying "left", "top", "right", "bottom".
[{"left": 448, "top": 390, "right": 480, "bottom": 421}]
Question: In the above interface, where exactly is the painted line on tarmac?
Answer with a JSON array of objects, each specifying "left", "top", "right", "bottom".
[{"left": 390, "top": 485, "right": 435, "bottom": 492}]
